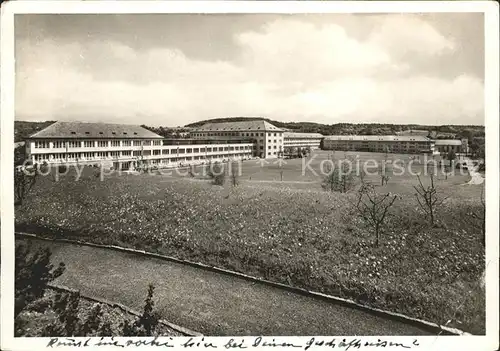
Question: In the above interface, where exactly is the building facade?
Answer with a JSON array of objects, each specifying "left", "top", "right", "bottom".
[
  {"left": 26, "top": 122, "right": 253, "bottom": 170},
  {"left": 322, "top": 135, "right": 435, "bottom": 154},
  {"left": 190, "top": 120, "right": 285, "bottom": 159},
  {"left": 434, "top": 139, "right": 469, "bottom": 155},
  {"left": 283, "top": 132, "right": 323, "bottom": 150}
]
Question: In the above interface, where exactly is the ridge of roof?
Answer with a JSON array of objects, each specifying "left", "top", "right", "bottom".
[{"left": 28, "top": 121, "right": 163, "bottom": 139}]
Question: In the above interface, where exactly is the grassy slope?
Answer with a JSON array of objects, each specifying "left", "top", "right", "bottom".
[{"left": 15, "top": 163, "right": 485, "bottom": 334}]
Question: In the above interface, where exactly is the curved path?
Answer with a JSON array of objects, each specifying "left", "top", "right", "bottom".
[{"left": 20, "top": 237, "right": 433, "bottom": 336}]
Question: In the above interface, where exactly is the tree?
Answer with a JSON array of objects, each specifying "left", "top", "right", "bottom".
[
  {"left": 447, "top": 149, "right": 456, "bottom": 167},
  {"left": 14, "top": 165, "right": 39, "bottom": 206},
  {"left": 322, "top": 158, "right": 355, "bottom": 193},
  {"left": 355, "top": 182, "right": 398, "bottom": 247},
  {"left": 208, "top": 161, "right": 226, "bottom": 186},
  {"left": 470, "top": 186, "right": 486, "bottom": 246},
  {"left": 230, "top": 161, "right": 239, "bottom": 187},
  {"left": 15, "top": 243, "right": 66, "bottom": 317},
  {"left": 379, "top": 150, "right": 391, "bottom": 186},
  {"left": 120, "top": 284, "right": 160, "bottom": 336},
  {"left": 413, "top": 173, "right": 448, "bottom": 226}
]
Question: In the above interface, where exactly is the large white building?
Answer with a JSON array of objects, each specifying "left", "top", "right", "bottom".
[
  {"left": 26, "top": 122, "right": 253, "bottom": 170},
  {"left": 322, "top": 135, "right": 436, "bottom": 154},
  {"left": 283, "top": 132, "right": 323, "bottom": 150},
  {"left": 191, "top": 120, "right": 325, "bottom": 158},
  {"left": 191, "top": 120, "right": 285, "bottom": 159},
  {"left": 434, "top": 139, "right": 469, "bottom": 155}
]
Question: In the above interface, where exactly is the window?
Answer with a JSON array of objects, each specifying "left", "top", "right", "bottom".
[
  {"left": 207, "top": 148, "right": 212, "bottom": 152},
  {"left": 153, "top": 140, "right": 162, "bottom": 146},
  {"left": 143, "top": 140, "right": 151, "bottom": 146},
  {"left": 133, "top": 151, "right": 141, "bottom": 156},
  {"left": 260, "top": 146, "right": 263, "bottom": 150},
  {"left": 133, "top": 140, "right": 142, "bottom": 146},
  {"left": 122, "top": 140, "right": 131, "bottom": 146},
  {"left": 224, "top": 147, "right": 229, "bottom": 151},
  {"left": 186, "top": 148, "right": 193, "bottom": 153},
  {"left": 218, "top": 147, "right": 224, "bottom": 152},
  {"left": 110, "top": 151, "right": 120, "bottom": 157},
  {"left": 111, "top": 140, "right": 120, "bottom": 147},
  {"left": 68, "top": 141, "right": 80, "bottom": 148},
  {"left": 143, "top": 150, "right": 151, "bottom": 156},
  {"left": 153, "top": 150, "right": 161, "bottom": 155},
  {"left": 35, "top": 141, "right": 50, "bottom": 149},
  {"left": 268, "top": 140, "right": 271, "bottom": 143},
  {"left": 84, "top": 141, "right": 94, "bottom": 148},
  {"left": 162, "top": 149, "right": 169, "bottom": 155},
  {"left": 53, "top": 141, "right": 64, "bottom": 148},
  {"left": 193, "top": 148, "right": 199, "bottom": 153},
  {"left": 274, "top": 146, "right": 277, "bottom": 149},
  {"left": 178, "top": 148, "right": 185, "bottom": 154},
  {"left": 97, "top": 141, "right": 108, "bottom": 147},
  {"left": 268, "top": 152, "right": 271, "bottom": 155},
  {"left": 122, "top": 151, "right": 131, "bottom": 156},
  {"left": 268, "top": 146, "right": 271, "bottom": 149}
]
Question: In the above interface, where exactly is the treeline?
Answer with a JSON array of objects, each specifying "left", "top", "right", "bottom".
[
  {"left": 184, "top": 117, "right": 485, "bottom": 139},
  {"left": 14, "top": 119, "right": 485, "bottom": 142},
  {"left": 14, "top": 121, "right": 56, "bottom": 142}
]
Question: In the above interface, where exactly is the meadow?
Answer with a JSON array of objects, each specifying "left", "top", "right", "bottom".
[{"left": 15, "top": 151, "right": 485, "bottom": 334}]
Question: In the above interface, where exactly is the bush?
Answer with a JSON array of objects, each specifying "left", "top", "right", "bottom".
[
  {"left": 15, "top": 243, "right": 65, "bottom": 317},
  {"left": 208, "top": 162, "right": 226, "bottom": 186},
  {"left": 120, "top": 284, "right": 160, "bottom": 336}
]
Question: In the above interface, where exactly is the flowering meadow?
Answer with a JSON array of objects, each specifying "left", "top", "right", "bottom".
[{"left": 15, "top": 167, "right": 485, "bottom": 334}]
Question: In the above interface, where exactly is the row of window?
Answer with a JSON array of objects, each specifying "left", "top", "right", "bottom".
[
  {"left": 148, "top": 154, "right": 251, "bottom": 164},
  {"left": 192, "top": 132, "right": 282, "bottom": 138},
  {"left": 33, "top": 150, "right": 252, "bottom": 162},
  {"left": 34, "top": 140, "right": 163, "bottom": 149}
]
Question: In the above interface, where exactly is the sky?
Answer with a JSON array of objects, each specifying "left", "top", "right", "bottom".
[{"left": 15, "top": 13, "right": 484, "bottom": 127}]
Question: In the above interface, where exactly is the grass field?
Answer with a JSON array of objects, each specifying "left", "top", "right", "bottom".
[{"left": 15, "top": 151, "right": 485, "bottom": 334}]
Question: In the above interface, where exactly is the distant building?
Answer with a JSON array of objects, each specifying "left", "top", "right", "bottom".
[
  {"left": 191, "top": 120, "right": 324, "bottom": 158},
  {"left": 322, "top": 135, "right": 435, "bottom": 154},
  {"left": 396, "top": 129, "right": 430, "bottom": 137},
  {"left": 25, "top": 121, "right": 253, "bottom": 169},
  {"left": 434, "top": 139, "right": 469, "bottom": 155},
  {"left": 283, "top": 132, "right": 323, "bottom": 150}
]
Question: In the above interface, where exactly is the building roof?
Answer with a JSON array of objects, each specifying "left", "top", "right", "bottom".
[
  {"left": 396, "top": 129, "right": 429, "bottom": 136},
  {"left": 194, "top": 120, "right": 283, "bottom": 132},
  {"left": 434, "top": 139, "right": 463, "bottom": 146},
  {"left": 324, "top": 135, "right": 431, "bottom": 142},
  {"left": 28, "top": 121, "right": 163, "bottom": 139},
  {"left": 284, "top": 132, "right": 323, "bottom": 138}
]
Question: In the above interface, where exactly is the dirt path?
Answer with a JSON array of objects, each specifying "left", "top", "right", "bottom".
[{"left": 21, "top": 237, "right": 434, "bottom": 336}]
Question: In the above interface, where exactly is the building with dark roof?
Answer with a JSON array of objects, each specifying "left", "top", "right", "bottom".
[
  {"left": 191, "top": 120, "right": 285, "bottom": 158},
  {"left": 191, "top": 120, "right": 324, "bottom": 158},
  {"left": 25, "top": 121, "right": 254, "bottom": 169}
]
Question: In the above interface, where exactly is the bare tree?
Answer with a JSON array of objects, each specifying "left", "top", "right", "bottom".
[
  {"left": 14, "top": 165, "right": 39, "bottom": 207},
  {"left": 355, "top": 182, "right": 398, "bottom": 247},
  {"left": 230, "top": 161, "right": 239, "bottom": 187},
  {"left": 470, "top": 186, "right": 486, "bottom": 246},
  {"left": 322, "top": 157, "right": 355, "bottom": 193},
  {"left": 413, "top": 173, "right": 448, "bottom": 226}
]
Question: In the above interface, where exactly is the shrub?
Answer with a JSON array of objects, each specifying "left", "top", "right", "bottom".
[
  {"left": 208, "top": 162, "right": 226, "bottom": 186},
  {"left": 120, "top": 284, "right": 160, "bottom": 336},
  {"left": 15, "top": 243, "right": 65, "bottom": 317}
]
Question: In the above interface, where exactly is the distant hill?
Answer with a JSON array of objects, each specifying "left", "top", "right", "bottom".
[
  {"left": 14, "top": 119, "right": 485, "bottom": 142},
  {"left": 14, "top": 121, "right": 56, "bottom": 142}
]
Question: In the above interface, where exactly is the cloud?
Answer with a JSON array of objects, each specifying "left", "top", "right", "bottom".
[{"left": 15, "top": 15, "right": 483, "bottom": 126}]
